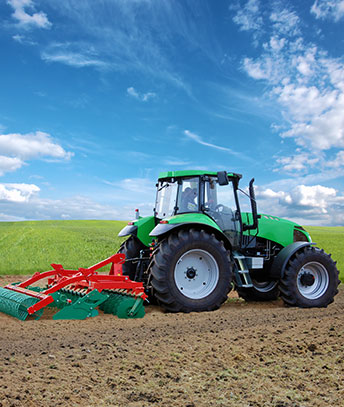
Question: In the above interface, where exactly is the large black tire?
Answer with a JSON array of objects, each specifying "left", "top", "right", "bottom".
[
  {"left": 279, "top": 247, "right": 340, "bottom": 308},
  {"left": 237, "top": 279, "right": 279, "bottom": 302},
  {"left": 118, "top": 236, "right": 146, "bottom": 280},
  {"left": 150, "top": 229, "right": 232, "bottom": 312}
]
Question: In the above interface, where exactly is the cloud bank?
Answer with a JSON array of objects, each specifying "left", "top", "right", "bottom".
[{"left": 0, "top": 131, "right": 73, "bottom": 175}]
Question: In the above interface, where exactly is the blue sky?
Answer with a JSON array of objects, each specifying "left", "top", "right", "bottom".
[{"left": 0, "top": 0, "right": 344, "bottom": 225}]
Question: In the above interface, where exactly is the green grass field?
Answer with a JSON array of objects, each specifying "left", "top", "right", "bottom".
[
  {"left": 0, "top": 221, "right": 343, "bottom": 281},
  {"left": 305, "top": 226, "right": 343, "bottom": 281},
  {"left": 0, "top": 220, "right": 127, "bottom": 275}
]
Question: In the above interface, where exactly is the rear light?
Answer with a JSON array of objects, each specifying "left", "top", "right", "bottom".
[
  {"left": 128, "top": 221, "right": 134, "bottom": 225},
  {"left": 160, "top": 220, "right": 169, "bottom": 224}
]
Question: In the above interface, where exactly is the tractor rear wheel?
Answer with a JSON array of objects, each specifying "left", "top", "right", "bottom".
[
  {"left": 236, "top": 279, "right": 279, "bottom": 302},
  {"left": 150, "top": 229, "right": 232, "bottom": 312},
  {"left": 118, "top": 236, "right": 145, "bottom": 280},
  {"left": 279, "top": 247, "right": 340, "bottom": 308}
]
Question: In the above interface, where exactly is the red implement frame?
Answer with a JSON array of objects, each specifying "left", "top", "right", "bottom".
[{"left": 4, "top": 253, "right": 147, "bottom": 315}]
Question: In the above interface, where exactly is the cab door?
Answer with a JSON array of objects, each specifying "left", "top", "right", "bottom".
[{"left": 203, "top": 177, "right": 240, "bottom": 249}]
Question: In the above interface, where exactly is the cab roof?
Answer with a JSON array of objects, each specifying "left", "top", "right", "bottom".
[{"left": 158, "top": 170, "right": 242, "bottom": 180}]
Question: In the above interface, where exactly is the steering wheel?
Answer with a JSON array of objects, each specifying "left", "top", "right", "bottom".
[{"left": 215, "top": 204, "right": 224, "bottom": 212}]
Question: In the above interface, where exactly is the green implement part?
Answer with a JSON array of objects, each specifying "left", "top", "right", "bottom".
[
  {"left": 99, "top": 291, "right": 145, "bottom": 319},
  {"left": 117, "top": 296, "right": 145, "bottom": 319},
  {"left": 52, "top": 289, "right": 109, "bottom": 320},
  {"left": 0, "top": 286, "right": 43, "bottom": 321}
]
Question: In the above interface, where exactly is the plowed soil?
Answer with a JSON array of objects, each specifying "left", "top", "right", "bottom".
[{"left": 0, "top": 275, "right": 343, "bottom": 407}]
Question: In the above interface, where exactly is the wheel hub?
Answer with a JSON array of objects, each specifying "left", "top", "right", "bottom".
[
  {"left": 185, "top": 267, "right": 197, "bottom": 280},
  {"left": 300, "top": 272, "right": 315, "bottom": 287}
]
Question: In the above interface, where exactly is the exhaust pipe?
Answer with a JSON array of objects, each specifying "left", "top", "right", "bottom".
[{"left": 243, "top": 178, "right": 260, "bottom": 231}]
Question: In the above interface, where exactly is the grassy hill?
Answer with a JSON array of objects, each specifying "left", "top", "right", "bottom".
[{"left": 0, "top": 221, "right": 342, "bottom": 281}]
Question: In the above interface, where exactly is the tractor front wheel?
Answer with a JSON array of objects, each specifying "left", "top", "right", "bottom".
[
  {"left": 150, "top": 229, "right": 232, "bottom": 312},
  {"left": 279, "top": 247, "right": 340, "bottom": 308}
]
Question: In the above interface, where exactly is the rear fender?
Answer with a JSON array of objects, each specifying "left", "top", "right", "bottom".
[{"left": 269, "top": 242, "right": 314, "bottom": 280}]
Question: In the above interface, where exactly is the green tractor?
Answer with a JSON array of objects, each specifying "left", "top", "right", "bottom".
[{"left": 118, "top": 170, "right": 340, "bottom": 312}]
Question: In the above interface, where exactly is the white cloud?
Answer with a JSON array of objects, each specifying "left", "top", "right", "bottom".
[
  {"left": 0, "top": 194, "right": 122, "bottom": 221},
  {"left": 232, "top": 0, "right": 263, "bottom": 32},
  {"left": 164, "top": 158, "right": 192, "bottom": 166},
  {"left": 127, "top": 87, "right": 156, "bottom": 102},
  {"left": 142, "top": 92, "right": 156, "bottom": 102},
  {"left": 289, "top": 185, "right": 336, "bottom": 212},
  {"left": 281, "top": 92, "right": 344, "bottom": 150},
  {"left": 275, "top": 83, "right": 338, "bottom": 122},
  {"left": 0, "top": 183, "right": 40, "bottom": 203},
  {"left": 269, "top": 36, "right": 286, "bottom": 52},
  {"left": 311, "top": 0, "right": 344, "bottom": 22},
  {"left": 0, "top": 131, "right": 73, "bottom": 161},
  {"left": 7, "top": 0, "right": 51, "bottom": 29},
  {"left": 0, "top": 131, "right": 73, "bottom": 175},
  {"left": 127, "top": 87, "right": 139, "bottom": 99},
  {"left": 102, "top": 176, "right": 156, "bottom": 214},
  {"left": 12, "top": 33, "right": 37, "bottom": 46},
  {"left": 36, "top": 2, "right": 192, "bottom": 94},
  {"left": 0, "top": 156, "right": 24, "bottom": 176},
  {"left": 42, "top": 53, "right": 106, "bottom": 69},
  {"left": 41, "top": 44, "right": 109, "bottom": 69},
  {"left": 184, "top": 130, "right": 241, "bottom": 156},
  {"left": 275, "top": 153, "right": 320, "bottom": 173},
  {"left": 111, "top": 177, "right": 156, "bottom": 195},
  {"left": 270, "top": 8, "right": 300, "bottom": 36},
  {"left": 325, "top": 150, "right": 344, "bottom": 167},
  {"left": 12, "top": 34, "right": 24, "bottom": 42},
  {"left": 243, "top": 57, "right": 272, "bottom": 80},
  {"left": 240, "top": 4, "right": 344, "bottom": 165},
  {"left": 256, "top": 183, "right": 344, "bottom": 225},
  {"left": 0, "top": 177, "right": 156, "bottom": 221},
  {"left": 322, "top": 58, "right": 344, "bottom": 92}
]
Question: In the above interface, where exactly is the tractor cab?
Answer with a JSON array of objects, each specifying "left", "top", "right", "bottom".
[{"left": 153, "top": 170, "right": 256, "bottom": 249}]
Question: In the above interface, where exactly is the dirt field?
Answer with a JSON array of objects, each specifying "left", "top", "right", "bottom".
[{"left": 0, "top": 276, "right": 343, "bottom": 407}]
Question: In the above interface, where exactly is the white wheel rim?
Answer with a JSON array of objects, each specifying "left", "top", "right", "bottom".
[
  {"left": 297, "top": 261, "right": 329, "bottom": 300},
  {"left": 174, "top": 249, "right": 219, "bottom": 299}
]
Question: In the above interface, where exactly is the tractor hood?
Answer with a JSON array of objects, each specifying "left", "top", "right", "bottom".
[{"left": 242, "top": 212, "right": 311, "bottom": 247}]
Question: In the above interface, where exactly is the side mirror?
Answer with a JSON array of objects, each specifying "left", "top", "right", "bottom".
[{"left": 217, "top": 171, "right": 229, "bottom": 185}]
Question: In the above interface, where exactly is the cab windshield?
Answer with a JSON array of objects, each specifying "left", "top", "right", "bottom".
[
  {"left": 154, "top": 177, "right": 200, "bottom": 218},
  {"left": 154, "top": 181, "right": 178, "bottom": 218}
]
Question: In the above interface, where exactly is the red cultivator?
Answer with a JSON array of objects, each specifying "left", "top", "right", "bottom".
[{"left": 0, "top": 254, "right": 147, "bottom": 321}]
